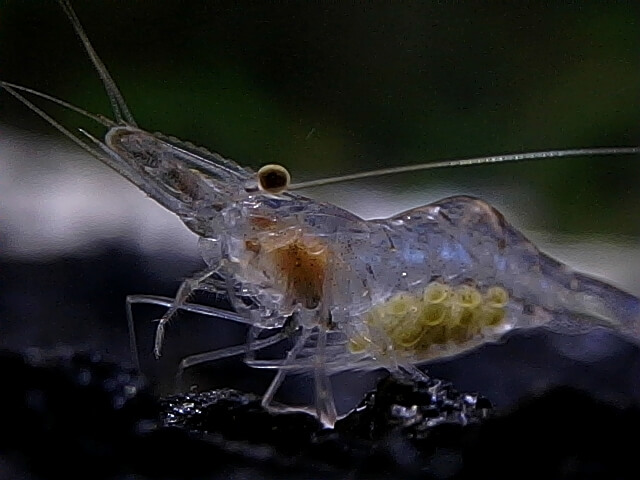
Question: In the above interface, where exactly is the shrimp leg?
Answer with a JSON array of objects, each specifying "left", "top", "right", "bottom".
[
  {"left": 152, "top": 269, "right": 219, "bottom": 358},
  {"left": 396, "top": 363, "right": 431, "bottom": 383},
  {"left": 176, "top": 328, "right": 290, "bottom": 379},
  {"left": 314, "top": 325, "right": 338, "bottom": 427},
  {"left": 126, "top": 292, "right": 254, "bottom": 369},
  {"left": 260, "top": 328, "right": 312, "bottom": 413},
  {"left": 242, "top": 324, "right": 339, "bottom": 426}
]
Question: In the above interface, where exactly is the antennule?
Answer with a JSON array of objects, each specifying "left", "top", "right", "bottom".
[
  {"left": 0, "top": 81, "right": 116, "bottom": 128},
  {"left": 289, "top": 146, "right": 640, "bottom": 190},
  {"left": 1, "top": 82, "right": 149, "bottom": 196},
  {"left": 2, "top": 82, "right": 115, "bottom": 166},
  {"left": 57, "top": 0, "right": 137, "bottom": 126}
]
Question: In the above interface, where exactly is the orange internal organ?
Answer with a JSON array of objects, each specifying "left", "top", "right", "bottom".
[
  {"left": 270, "top": 237, "right": 328, "bottom": 308},
  {"left": 249, "top": 228, "right": 330, "bottom": 309}
]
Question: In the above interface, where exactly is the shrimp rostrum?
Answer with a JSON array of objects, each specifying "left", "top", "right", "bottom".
[{"left": 3, "top": 1, "right": 640, "bottom": 427}]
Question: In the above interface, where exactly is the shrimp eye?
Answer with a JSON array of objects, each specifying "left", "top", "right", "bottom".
[{"left": 258, "top": 164, "right": 291, "bottom": 194}]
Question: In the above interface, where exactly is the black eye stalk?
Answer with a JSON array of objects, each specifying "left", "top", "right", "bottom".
[{"left": 258, "top": 164, "right": 291, "bottom": 194}]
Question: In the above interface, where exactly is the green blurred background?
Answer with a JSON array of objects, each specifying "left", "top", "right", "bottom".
[{"left": 1, "top": 0, "right": 639, "bottom": 235}]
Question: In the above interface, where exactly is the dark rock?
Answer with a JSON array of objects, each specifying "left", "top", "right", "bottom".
[
  {"left": 335, "top": 374, "right": 492, "bottom": 440},
  {"left": 1, "top": 348, "right": 640, "bottom": 479},
  {"left": 459, "top": 387, "right": 640, "bottom": 479},
  {"left": 0, "top": 348, "right": 157, "bottom": 478}
]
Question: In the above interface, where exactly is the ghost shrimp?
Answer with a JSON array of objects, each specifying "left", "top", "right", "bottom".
[{"left": 2, "top": 0, "right": 640, "bottom": 427}]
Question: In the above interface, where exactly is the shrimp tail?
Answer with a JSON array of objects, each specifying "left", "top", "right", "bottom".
[
  {"left": 389, "top": 196, "right": 640, "bottom": 346},
  {"left": 546, "top": 269, "right": 640, "bottom": 341}
]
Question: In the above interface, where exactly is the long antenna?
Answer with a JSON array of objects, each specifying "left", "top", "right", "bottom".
[
  {"left": 288, "top": 146, "right": 640, "bottom": 190},
  {"left": 57, "top": 0, "right": 137, "bottom": 126}
]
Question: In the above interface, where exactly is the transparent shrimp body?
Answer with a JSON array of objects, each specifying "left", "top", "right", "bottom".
[
  {"left": 3, "top": 0, "right": 640, "bottom": 427},
  {"left": 45, "top": 126, "right": 640, "bottom": 425},
  {"left": 106, "top": 125, "right": 640, "bottom": 368},
  {"left": 7, "top": 80, "right": 640, "bottom": 430},
  {"left": 209, "top": 187, "right": 640, "bottom": 371}
]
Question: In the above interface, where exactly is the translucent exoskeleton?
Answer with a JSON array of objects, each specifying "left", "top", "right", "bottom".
[{"left": 2, "top": 1, "right": 640, "bottom": 427}]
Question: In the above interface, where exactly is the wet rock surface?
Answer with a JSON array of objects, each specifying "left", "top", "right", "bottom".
[{"left": 1, "top": 348, "right": 639, "bottom": 479}]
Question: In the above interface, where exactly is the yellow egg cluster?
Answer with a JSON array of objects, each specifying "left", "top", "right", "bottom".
[{"left": 349, "top": 282, "right": 509, "bottom": 355}]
